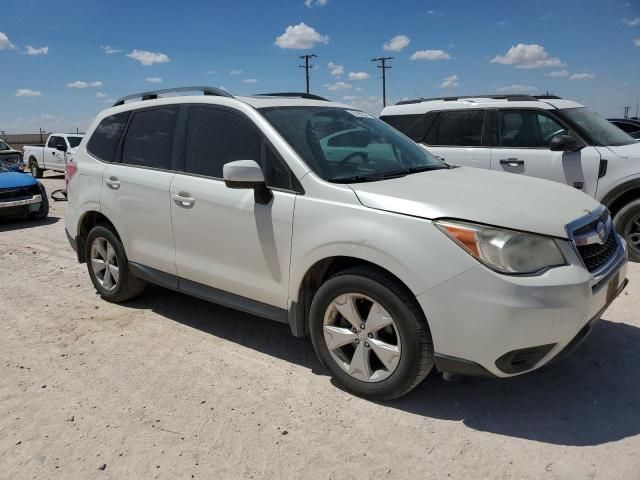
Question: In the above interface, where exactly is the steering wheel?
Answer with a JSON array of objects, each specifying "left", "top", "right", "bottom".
[
  {"left": 544, "top": 128, "right": 566, "bottom": 142},
  {"left": 339, "top": 151, "right": 369, "bottom": 165}
]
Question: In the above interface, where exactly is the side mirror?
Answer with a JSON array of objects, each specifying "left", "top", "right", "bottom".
[
  {"left": 56, "top": 143, "right": 68, "bottom": 152},
  {"left": 223, "top": 160, "right": 272, "bottom": 204},
  {"left": 549, "top": 135, "right": 583, "bottom": 152}
]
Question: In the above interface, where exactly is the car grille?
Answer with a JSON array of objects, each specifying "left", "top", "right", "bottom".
[
  {"left": 0, "top": 185, "right": 39, "bottom": 202},
  {"left": 576, "top": 229, "right": 617, "bottom": 273}
]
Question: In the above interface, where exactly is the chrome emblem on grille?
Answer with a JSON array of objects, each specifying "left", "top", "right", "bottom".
[{"left": 596, "top": 221, "right": 607, "bottom": 243}]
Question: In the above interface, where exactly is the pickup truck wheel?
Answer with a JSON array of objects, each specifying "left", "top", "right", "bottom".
[
  {"left": 85, "top": 225, "right": 146, "bottom": 302},
  {"left": 29, "top": 160, "right": 43, "bottom": 178},
  {"left": 614, "top": 199, "right": 640, "bottom": 262},
  {"left": 309, "top": 266, "right": 434, "bottom": 400},
  {"left": 28, "top": 182, "right": 49, "bottom": 220}
]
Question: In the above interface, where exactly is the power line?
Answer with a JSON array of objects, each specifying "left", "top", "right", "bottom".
[
  {"left": 299, "top": 54, "right": 317, "bottom": 94},
  {"left": 371, "top": 57, "right": 393, "bottom": 107}
]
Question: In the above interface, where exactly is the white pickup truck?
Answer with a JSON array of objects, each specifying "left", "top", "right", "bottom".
[{"left": 23, "top": 133, "right": 84, "bottom": 178}]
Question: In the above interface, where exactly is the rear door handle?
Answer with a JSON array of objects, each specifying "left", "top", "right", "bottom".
[
  {"left": 105, "top": 176, "right": 120, "bottom": 190},
  {"left": 499, "top": 158, "right": 525, "bottom": 167},
  {"left": 173, "top": 192, "right": 195, "bottom": 208}
]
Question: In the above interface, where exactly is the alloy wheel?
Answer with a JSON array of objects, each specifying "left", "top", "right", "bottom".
[
  {"left": 626, "top": 213, "right": 640, "bottom": 256},
  {"left": 90, "top": 237, "right": 119, "bottom": 292}
]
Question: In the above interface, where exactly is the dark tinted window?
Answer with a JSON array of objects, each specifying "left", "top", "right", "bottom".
[
  {"left": 263, "top": 143, "right": 291, "bottom": 189},
  {"left": 87, "top": 112, "right": 130, "bottom": 162},
  {"left": 47, "top": 136, "right": 62, "bottom": 148},
  {"left": 184, "top": 107, "right": 262, "bottom": 179},
  {"left": 381, "top": 114, "right": 432, "bottom": 142},
  {"left": 67, "top": 136, "right": 83, "bottom": 148},
  {"left": 434, "top": 110, "right": 484, "bottom": 146},
  {"left": 612, "top": 121, "right": 640, "bottom": 134},
  {"left": 122, "top": 108, "right": 177, "bottom": 169},
  {"left": 499, "top": 110, "right": 567, "bottom": 148}
]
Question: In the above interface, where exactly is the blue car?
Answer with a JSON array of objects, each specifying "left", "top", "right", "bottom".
[{"left": 0, "top": 164, "right": 49, "bottom": 220}]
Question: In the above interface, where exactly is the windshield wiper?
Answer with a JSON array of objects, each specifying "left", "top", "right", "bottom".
[
  {"left": 329, "top": 169, "right": 410, "bottom": 183},
  {"left": 407, "top": 164, "right": 450, "bottom": 174}
]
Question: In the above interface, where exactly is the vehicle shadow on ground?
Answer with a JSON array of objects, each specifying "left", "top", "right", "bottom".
[
  {"left": 127, "top": 285, "right": 640, "bottom": 447},
  {"left": 0, "top": 215, "right": 59, "bottom": 232}
]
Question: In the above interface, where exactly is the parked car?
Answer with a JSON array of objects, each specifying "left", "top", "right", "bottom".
[
  {"left": 65, "top": 87, "right": 627, "bottom": 400},
  {"left": 380, "top": 95, "right": 640, "bottom": 261},
  {"left": 23, "top": 133, "right": 84, "bottom": 178},
  {"left": 0, "top": 163, "right": 49, "bottom": 220},
  {"left": 608, "top": 118, "right": 640, "bottom": 140},
  {"left": 0, "top": 140, "right": 24, "bottom": 172}
]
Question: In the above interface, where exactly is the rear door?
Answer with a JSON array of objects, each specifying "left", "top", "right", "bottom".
[
  {"left": 424, "top": 110, "right": 491, "bottom": 168},
  {"left": 99, "top": 106, "right": 179, "bottom": 275},
  {"left": 490, "top": 109, "right": 600, "bottom": 196}
]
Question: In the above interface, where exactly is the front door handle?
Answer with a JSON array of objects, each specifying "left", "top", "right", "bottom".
[
  {"left": 51, "top": 151, "right": 56, "bottom": 155},
  {"left": 105, "top": 176, "right": 120, "bottom": 190},
  {"left": 173, "top": 192, "right": 195, "bottom": 208},
  {"left": 499, "top": 158, "right": 525, "bottom": 167}
]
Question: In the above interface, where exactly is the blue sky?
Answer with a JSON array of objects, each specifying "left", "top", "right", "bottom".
[{"left": 0, "top": 0, "right": 639, "bottom": 133}]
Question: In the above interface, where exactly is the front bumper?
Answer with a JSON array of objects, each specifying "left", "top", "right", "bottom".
[
  {"left": 0, "top": 194, "right": 42, "bottom": 216},
  {"left": 418, "top": 238, "right": 628, "bottom": 378}
]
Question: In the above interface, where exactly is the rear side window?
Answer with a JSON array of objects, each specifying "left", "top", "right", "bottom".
[
  {"left": 122, "top": 108, "right": 177, "bottom": 169},
  {"left": 87, "top": 112, "right": 130, "bottom": 162},
  {"left": 434, "top": 110, "right": 485, "bottom": 146}
]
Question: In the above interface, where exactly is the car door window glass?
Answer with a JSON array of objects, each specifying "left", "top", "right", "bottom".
[
  {"left": 87, "top": 112, "right": 130, "bottom": 162},
  {"left": 499, "top": 110, "right": 567, "bottom": 148},
  {"left": 263, "top": 143, "right": 291, "bottom": 189},
  {"left": 47, "top": 136, "right": 61, "bottom": 148},
  {"left": 435, "top": 111, "right": 484, "bottom": 146},
  {"left": 122, "top": 108, "right": 177, "bottom": 169}
]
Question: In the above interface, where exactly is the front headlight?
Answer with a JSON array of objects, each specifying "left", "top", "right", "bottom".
[{"left": 434, "top": 220, "right": 566, "bottom": 274}]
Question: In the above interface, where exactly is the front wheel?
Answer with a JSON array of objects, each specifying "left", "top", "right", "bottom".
[
  {"left": 614, "top": 199, "right": 640, "bottom": 262},
  {"left": 309, "top": 266, "right": 434, "bottom": 400}
]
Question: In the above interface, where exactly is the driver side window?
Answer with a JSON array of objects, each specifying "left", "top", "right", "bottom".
[{"left": 499, "top": 110, "right": 567, "bottom": 148}]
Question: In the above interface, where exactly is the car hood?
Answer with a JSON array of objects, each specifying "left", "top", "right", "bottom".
[
  {"left": 349, "top": 167, "right": 602, "bottom": 238},
  {"left": 606, "top": 142, "right": 640, "bottom": 158},
  {"left": 0, "top": 171, "right": 37, "bottom": 189}
]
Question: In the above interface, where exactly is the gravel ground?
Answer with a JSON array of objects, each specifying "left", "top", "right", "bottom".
[{"left": 1, "top": 174, "right": 639, "bottom": 480}]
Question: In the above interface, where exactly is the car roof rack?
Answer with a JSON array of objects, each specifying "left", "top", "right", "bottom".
[
  {"left": 394, "top": 94, "right": 563, "bottom": 106},
  {"left": 112, "top": 86, "right": 233, "bottom": 107},
  {"left": 533, "top": 94, "right": 562, "bottom": 100},
  {"left": 254, "top": 92, "right": 330, "bottom": 101}
]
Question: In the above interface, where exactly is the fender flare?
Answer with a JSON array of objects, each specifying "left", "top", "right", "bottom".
[{"left": 600, "top": 177, "right": 640, "bottom": 215}]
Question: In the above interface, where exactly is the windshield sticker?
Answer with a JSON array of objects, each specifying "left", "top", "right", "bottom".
[{"left": 347, "top": 110, "right": 374, "bottom": 119}]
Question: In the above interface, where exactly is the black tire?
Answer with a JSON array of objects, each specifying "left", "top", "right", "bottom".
[
  {"left": 29, "top": 159, "right": 43, "bottom": 178},
  {"left": 309, "top": 266, "right": 434, "bottom": 400},
  {"left": 28, "top": 182, "right": 49, "bottom": 220},
  {"left": 614, "top": 199, "right": 640, "bottom": 262},
  {"left": 85, "top": 225, "right": 146, "bottom": 302}
]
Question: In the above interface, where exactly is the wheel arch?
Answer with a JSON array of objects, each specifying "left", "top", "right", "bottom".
[
  {"left": 601, "top": 178, "right": 640, "bottom": 218},
  {"left": 76, "top": 210, "right": 121, "bottom": 263}
]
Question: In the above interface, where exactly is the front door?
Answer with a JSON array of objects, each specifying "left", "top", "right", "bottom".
[
  {"left": 491, "top": 109, "right": 600, "bottom": 197},
  {"left": 170, "top": 105, "right": 296, "bottom": 309},
  {"left": 46, "top": 135, "right": 65, "bottom": 170}
]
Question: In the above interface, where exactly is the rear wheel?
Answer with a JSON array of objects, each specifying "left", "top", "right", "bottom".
[
  {"left": 309, "top": 266, "right": 434, "bottom": 400},
  {"left": 85, "top": 225, "right": 146, "bottom": 302},
  {"left": 614, "top": 199, "right": 640, "bottom": 262},
  {"left": 29, "top": 159, "right": 43, "bottom": 178}
]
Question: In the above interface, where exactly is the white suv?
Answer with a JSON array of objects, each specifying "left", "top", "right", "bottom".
[
  {"left": 65, "top": 87, "right": 628, "bottom": 399},
  {"left": 381, "top": 95, "right": 640, "bottom": 261}
]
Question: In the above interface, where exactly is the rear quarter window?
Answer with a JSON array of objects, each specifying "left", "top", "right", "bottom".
[{"left": 87, "top": 112, "right": 130, "bottom": 162}]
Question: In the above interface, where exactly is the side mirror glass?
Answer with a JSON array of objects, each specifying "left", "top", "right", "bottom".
[
  {"left": 56, "top": 143, "right": 68, "bottom": 152},
  {"left": 549, "top": 134, "right": 583, "bottom": 152},
  {"left": 223, "top": 160, "right": 272, "bottom": 204}
]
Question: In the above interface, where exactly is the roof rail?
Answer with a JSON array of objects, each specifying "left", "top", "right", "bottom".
[
  {"left": 534, "top": 94, "right": 562, "bottom": 100},
  {"left": 254, "top": 92, "right": 329, "bottom": 101},
  {"left": 395, "top": 94, "right": 550, "bottom": 106},
  {"left": 112, "top": 86, "right": 233, "bottom": 107}
]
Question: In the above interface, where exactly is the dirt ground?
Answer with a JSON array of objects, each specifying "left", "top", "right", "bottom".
[{"left": 1, "top": 174, "right": 639, "bottom": 480}]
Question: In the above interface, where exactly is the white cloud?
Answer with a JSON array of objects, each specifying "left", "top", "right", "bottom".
[
  {"left": 323, "top": 81, "right": 352, "bottom": 91},
  {"left": 96, "top": 92, "right": 107, "bottom": 98},
  {"left": 243, "top": 78, "right": 257, "bottom": 84},
  {"left": 440, "top": 75, "right": 459, "bottom": 88},
  {"left": 410, "top": 49, "right": 452, "bottom": 60},
  {"left": 146, "top": 77, "right": 163, "bottom": 83},
  {"left": 342, "top": 95, "right": 357, "bottom": 100},
  {"left": 100, "top": 45, "right": 121, "bottom": 54},
  {"left": 25, "top": 45, "right": 48, "bottom": 55},
  {"left": 230, "top": 69, "right": 243, "bottom": 75},
  {"left": 328, "top": 62, "right": 344, "bottom": 76},
  {"left": 348, "top": 72, "right": 370, "bottom": 81},
  {"left": 496, "top": 21, "right": 508, "bottom": 26},
  {"left": 496, "top": 85, "right": 538, "bottom": 93},
  {"left": 355, "top": 87, "right": 363, "bottom": 92},
  {"left": 546, "top": 70, "right": 570, "bottom": 77},
  {"left": 304, "top": 0, "right": 328, "bottom": 6},
  {"left": 569, "top": 73, "right": 595, "bottom": 80},
  {"left": 622, "top": 17, "right": 640, "bottom": 26},
  {"left": 207, "top": 70, "right": 217, "bottom": 74},
  {"left": 15, "top": 88, "right": 42, "bottom": 97},
  {"left": 635, "top": 38, "right": 640, "bottom": 47},
  {"left": 127, "top": 49, "right": 170, "bottom": 66},
  {"left": 383, "top": 34, "right": 410, "bottom": 52},
  {"left": 0, "top": 32, "right": 14, "bottom": 50},
  {"left": 274, "top": 22, "right": 329, "bottom": 49},
  {"left": 490, "top": 44, "right": 563, "bottom": 69},
  {"left": 67, "top": 81, "right": 103, "bottom": 89},
  {"left": 427, "top": 10, "right": 442, "bottom": 15}
]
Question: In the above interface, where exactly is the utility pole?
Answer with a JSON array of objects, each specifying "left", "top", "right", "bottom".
[
  {"left": 371, "top": 57, "right": 393, "bottom": 107},
  {"left": 624, "top": 106, "right": 630, "bottom": 119},
  {"left": 299, "top": 54, "right": 317, "bottom": 94}
]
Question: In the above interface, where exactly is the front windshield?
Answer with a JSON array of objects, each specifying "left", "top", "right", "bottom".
[
  {"left": 559, "top": 107, "right": 635, "bottom": 146},
  {"left": 259, "top": 106, "right": 446, "bottom": 183},
  {"left": 67, "top": 136, "right": 83, "bottom": 148}
]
